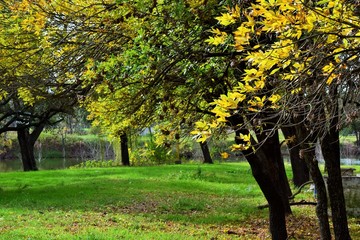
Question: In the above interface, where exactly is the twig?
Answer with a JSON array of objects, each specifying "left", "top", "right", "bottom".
[
  {"left": 289, "top": 181, "right": 314, "bottom": 200},
  {"left": 258, "top": 200, "right": 317, "bottom": 210}
]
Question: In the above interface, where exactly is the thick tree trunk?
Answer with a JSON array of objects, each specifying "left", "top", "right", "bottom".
[
  {"left": 17, "top": 124, "right": 45, "bottom": 171},
  {"left": 237, "top": 129, "right": 290, "bottom": 239},
  {"left": 120, "top": 133, "right": 130, "bottom": 166},
  {"left": 256, "top": 129, "right": 293, "bottom": 213},
  {"left": 227, "top": 113, "right": 291, "bottom": 239},
  {"left": 321, "top": 127, "right": 351, "bottom": 240},
  {"left": 281, "top": 126, "right": 310, "bottom": 187},
  {"left": 200, "top": 141, "right": 213, "bottom": 164},
  {"left": 18, "top": 129, "right": 38, "bottom": 171},
  {"left": 243, "top": 145, "right": 288, "bottom": 239}
]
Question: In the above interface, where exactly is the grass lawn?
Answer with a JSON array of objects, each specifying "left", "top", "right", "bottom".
[{"left": 0, "top": 163, "right": 359, "bottom": 239}]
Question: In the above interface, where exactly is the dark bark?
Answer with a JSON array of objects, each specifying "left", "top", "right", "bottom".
[
  {"left": 302, "top": 148, "right": 332, "bottom": 240},
  {"left": 200, "top": 141, "right": 213, "bottom": 164},
  {"left": 321, "top": 126, "right": 351, "bottom": 240},
  {"left": 120, "top": 133, "right": 130, "bottom": 166},
  {"left": 281, "top": 126, "right": 310, "bottom": 187},
  {"left": 18, "top": 129, "right": 37, "bottom": 171},
  {"left": 226, "top": 110, "right": 291, "bottom": 239},
  {"left": 236, "top": 129, "right": 290, "bottom": 240},
  {"left": 242, "top": 142, "right": 288, "bottom": 240},
  {"left": 319, "top": 84, "right": 351, "bottom": 239},
  {"left": 17, "top": 124, "right": 45, "bottom": 171},
  {"left": 295, "top": 124, "right": 331, "bottom": 240},
  {"left": 255, "top": 129, "right": 292, "bottom": 214}
]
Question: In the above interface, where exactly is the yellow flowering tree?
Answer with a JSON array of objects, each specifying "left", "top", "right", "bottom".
[
  {"left": 0, "top": 0, "right": 97, "bottom": 171},
  {"left": 197, "top": 0, "right": 360, "bottom": 239}
]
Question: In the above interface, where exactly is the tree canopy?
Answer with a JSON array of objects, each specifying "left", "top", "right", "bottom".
[
  {"left": 1, "top": 0, "right": 359, "bottom": 239},
  {"left": 197, "top": 0, "right": 360, "bottom": 146}
]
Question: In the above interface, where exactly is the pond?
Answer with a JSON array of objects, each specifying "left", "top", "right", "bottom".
[
  {"left": 341, "top": 158, "right": 360, "bottom": 166},
  {"left": 0, "top": 158, "right": 88, "bottom": 172}
]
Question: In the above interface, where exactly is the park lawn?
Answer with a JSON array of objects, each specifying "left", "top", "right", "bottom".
[{"left": 0, "top": 163, "right": 359, "bottom": 239}]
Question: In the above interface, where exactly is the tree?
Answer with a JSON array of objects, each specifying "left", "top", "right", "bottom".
[
  {"left": 0, "top": 0, "right": 93, "bottom": 170},
  {"left": 18, "top": 0, "right": 294, "bottom": 236},
  {"left": 349, "top": 118, "right": 360, "bottom": 146},
  {"left": 200, "top": 0, "right": 360, "bottom": 238},
  {"left": 200, "top": 141, "right": 213, "bottom": 164},
  {"left": 281, "top": 126, "right": 309, "bottom": 187},
  {"left": 74, "top": 0, "right": 233, "bottom": 161},
  {"left": 7, "top": 0, "right": 312, "bottom": 237}
]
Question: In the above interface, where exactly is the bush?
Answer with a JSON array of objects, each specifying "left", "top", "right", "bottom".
[
  {"left": 130, "top": 140, "right": 174, "bottom": 166},
  {"left": 69, "top": 160, "right": 120, "bottom": 169}
]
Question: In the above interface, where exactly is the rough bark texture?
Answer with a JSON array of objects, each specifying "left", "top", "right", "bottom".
[
  {"left": 120, "top": 133, "right": 130, "bottom": 166},
  {"left": 281, "top": 127, "right": 309, "bottom": 187},
  {"left": 321, "top": 127, "right": 351, "bottom": 240},
  {"left": 200, "top": 141, "right": 213, "bottom": 164}
]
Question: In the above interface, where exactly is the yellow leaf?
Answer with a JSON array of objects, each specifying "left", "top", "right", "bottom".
[
  {"left": 211, "top": 106, "right": 231, "bottom": 121},
  {"left": 285, "top": 135, "right": 296, "bottom": 144},
  {"left": 268, "top": 94, "right": 281, "bottom": 104},
  {"left": 205, "top": 35, "right": 227, "bottom": 46},
  {"left": 254, "top": 80, "right": 265, "bottom": 90},
  {"left": 18, "top": 87, "right": 34, "bottom": 106},
  {"left": 209, "top": 28, "right": 223, "bottom": 35},
  {"left": 291, "top": 87, "right": 302, "bottom": 94},
  {"left": 231, "top": 5, "right": 241, "bottom": 18},
  {"left": 194, "top": 121, "right": 209, "bottom": 130},
  {"left": 215, "top": 13, "right": 236, "bottom": 26},
  {"left": 326, "top": 73, "right": 337, "bottom": 85},
  {"left": 244, "top": 84, "right": 255, "bottom": 92},
  {"left": 322, "top": 62, "right": 334, "bottom": 73},
  {"left": 228, "top": 92, "right": 246, "bottom": 103},
  {"left": 270, "top": 68, "right": 280, "bottom": 75},
  {"left": 231, "top": 143, "right": 250, "bottom": 151},
  {"left": 239, "top": 133, "right": 251, "bottom": 142},
  {"left": 220, "top": 152, "right": 229, "bottom": 159}
]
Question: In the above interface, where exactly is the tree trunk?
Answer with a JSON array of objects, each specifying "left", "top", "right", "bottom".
[
  {"left": 237, "top": 129, "right": 290, "bottom": 239},
  {"left": 321, "top": 127, "right": 351, "bottom": 240},
  {"left": 295, "top": 124, "right": 331, "bottom": 240},
  {"left": 256, "top": 129, "right": 293, "bottom": 213},
  {"left": 242, "top": 143, "right": 288, "bottom": 239},
  {"left": 18, "top": 129, "right": 37, "bottom": 171},
  {"left": 281, "top": 126, "right": 310, "bottom": 187},
  {"left": 302, "top": 147, "right": 332, "bottom": 240},
  {"left": 120, "top": 133, "right": 130, "bottom": 166},
  {"left": 17, "top": 124, "right": 45, "bottom": 171},
  {"left": 200, "top": 141, "right": 213, "bottom": 164}
]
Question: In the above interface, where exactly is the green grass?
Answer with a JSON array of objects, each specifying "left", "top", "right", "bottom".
[
  {"left": 340, "top": 134, "right": 357, "bottom": 144},
  {"left": 0, "top": 163, "right": 359, "bottom": 239}
]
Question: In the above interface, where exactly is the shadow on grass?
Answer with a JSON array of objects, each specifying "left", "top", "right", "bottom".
[{"left": 0, "top": 165, "right": 264, "bottom": 225}]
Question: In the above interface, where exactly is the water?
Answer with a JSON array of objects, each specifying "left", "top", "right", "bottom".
[
  {"left": 341, "top": 158, "right": 360, "bottom": 166},
  {"left": 0, "top": 158, "right": 88, "bottom": 172}
]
